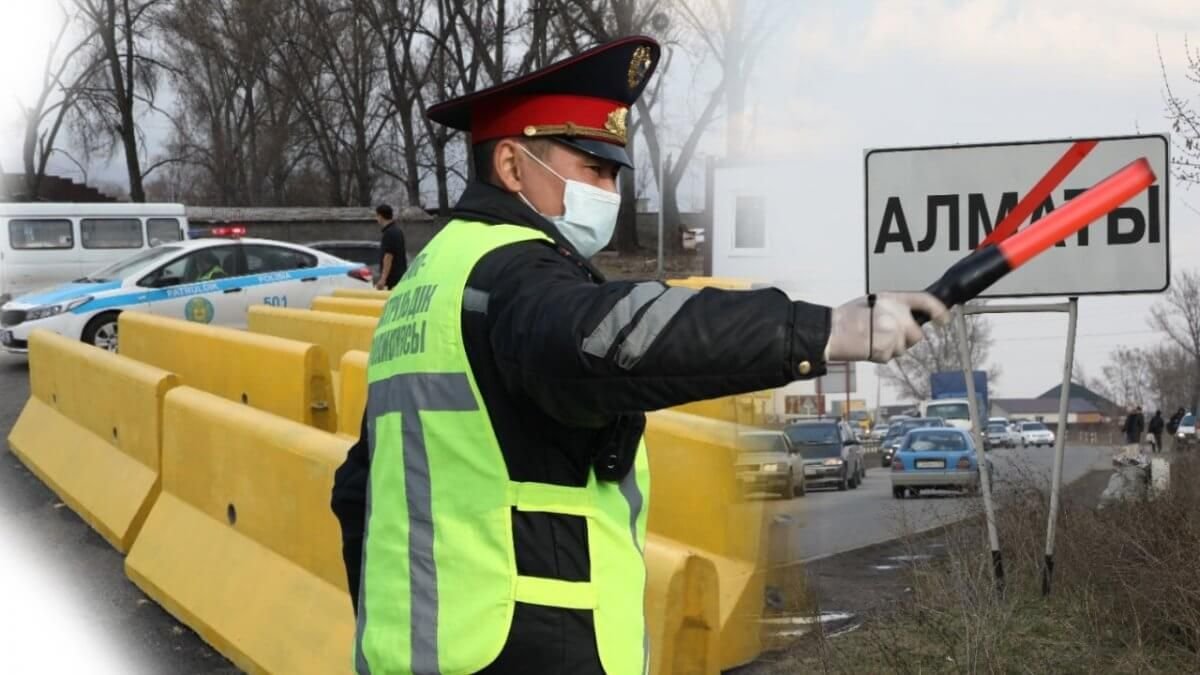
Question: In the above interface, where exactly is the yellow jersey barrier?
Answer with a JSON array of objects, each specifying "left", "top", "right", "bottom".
[
  {"left": 332, "top": 288, "right": 392, "bottom": 301},
  {"left": 247, "top": 306, "right": 375, "bottom": 374},
  {"left": 9, "top": 330, "right": 178, "bottom": 553},
  {"left": 125, "top": 386, "right": 354, "bottom": 674},
  {"left": 311, "top": 296, "right": 385, "bottom": 318},
  {"left": 119, "top": 312, "right": 337, "bottom": 432}
]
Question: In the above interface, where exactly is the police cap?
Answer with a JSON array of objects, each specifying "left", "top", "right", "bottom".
[{"left": 426, "top": 36, "right": 661, "bottom": 169}]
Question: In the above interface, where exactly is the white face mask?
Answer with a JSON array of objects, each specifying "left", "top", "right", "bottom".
[{"left": 518, "top": 145, "right": 621, "bottom": 258}]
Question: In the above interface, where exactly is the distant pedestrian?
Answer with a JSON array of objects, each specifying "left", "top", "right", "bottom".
[
  {"left": 375, "top": 204, "right": 407, "bottom": 290},
  {"left": 1167, "top": 407, "right": 1186, "bottom": 452},
  {"left": 1149, "top": 410, "right": 1164, "bottom": 453},
  {"left": 1123, "top": 406, "right": 1145, "bottom": 446}
]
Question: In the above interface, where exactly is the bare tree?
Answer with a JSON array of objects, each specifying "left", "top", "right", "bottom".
[
  {"left": 1148, "top": 270, "right": 1200, "bottom": 411},
  {"left": 1142, "top": 342, "right": 1198, "bottom": 413},
  {"left": 19, "top": 6, "right": 99, "bottom": 201},
  {"left": 72, "top": 0, "right": 173, "bottom": 202},
  {"left": 1159, "top": 37, "right": 1200, "bottom": 186},
  {"left": 158, "top": 0, "right": 313, "bottom": 206},
  {"left": 1098, "top": 345, "right": 1152, "bottom": 410},
  {"left": 355, "top": 0, "right": 434, "bottom": 207},
  {"left": 264, "top": 0, "right": 391, "bottom": 206},
  {"left": 877, "top": 311, "right": 1001, "bottom": 401}
]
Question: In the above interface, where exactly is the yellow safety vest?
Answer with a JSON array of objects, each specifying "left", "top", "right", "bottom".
[{"left": 356, "top": 220, "right": 650, "bottom": 674}]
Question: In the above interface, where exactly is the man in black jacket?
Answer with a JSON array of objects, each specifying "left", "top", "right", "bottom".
[
  {"left": 332, "top": 36, "right": 947, "bottom": 674},
  {"left": 375, "top": 204, "right": 407, "bottom": 290},
  {"left": 1149, "top": 410, "right": 1164, "bottom": 453}
]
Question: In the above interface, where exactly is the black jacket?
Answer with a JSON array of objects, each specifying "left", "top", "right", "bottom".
[
  {"left": 331, "top": 182, "right": 832, "bottom": 673},
  {"left": 1149, "top": 414, "right": 1164, "bottom": 434},
  {"left": 1168, "top": 409, "right": 1185, "bottom": 434},
  {"left": 1123, "top": 412, "right": 1145, "bottom": 441}
]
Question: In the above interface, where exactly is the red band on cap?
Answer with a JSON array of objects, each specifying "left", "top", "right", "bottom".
[{"left": 471, "top": 94, "right": 626, "bottom": 144}]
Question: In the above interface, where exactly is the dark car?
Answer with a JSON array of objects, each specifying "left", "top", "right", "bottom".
[
  {"left": 784, "top": 420, "right": 866, "bottom": 492},
  {"left": 880, "top": 417, "right": 947, "bottom": 467},
  {"left": 306, "top": 240, "right": 383, "bottom": 282}
]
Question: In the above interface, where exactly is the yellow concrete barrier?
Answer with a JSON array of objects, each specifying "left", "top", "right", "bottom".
[
  {"left": 645, "top": 534, "right": 721, "bottom": 675},
  {"left": 667, "top": 276, "right": 756, "bottom": 291},
  {"left": 9, "top": 330, "right": 178, "bottom": 552},
  {"left": 337, "top": 350, "right": 368, "bottom": 438},
  {"left": 645, "top": 410, "right": 768, "bottom": 670},
  {"left": 126, "top": 387, "right": 353, "bottom": 675},
  {"left": 312, "top": 296, "right": 385, "bottom": 318},
  {"left": 119, "top": 311, "right": 337, "bottom": 432},
  {"left": 247, "top": 306, "right": 375, "bottom": 373},
  {"left": 332, "top": 288, "right": 392, "bottom": 301}
]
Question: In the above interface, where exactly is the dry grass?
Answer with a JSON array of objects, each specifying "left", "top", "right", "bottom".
[{"left": 776, "top": 454, "right": 1200, "bottom": 674}]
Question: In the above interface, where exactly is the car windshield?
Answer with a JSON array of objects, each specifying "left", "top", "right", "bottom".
[
  {"left": 86, "top": 245, "right": 185, "bottom": 282},
  {"left": 887, "top": 419, "right": 939, "bottom": 439},
  {"left": 738, "top": 434, "right": 788, "bottom": 453},
  {"left": 1023, "top": 422, "right": 1047, "bottom": 431},
  {"left": 1183, "top": 414, "right": 1195, "bottom": 426},
  {"left": 785, "top": 424, "right": 839, "bottom": 445},
  {"left": 925, "top": 402, "right": 970, "bottom": 421},
  {"left": 987, "top": 423, "right": 1007, "bottom": 432},
  {"left": 904, "top": 430, "right": 969, "bottom": 452},
  {"left": 798, "top": 443, "right": 843, "bottom": 459}
]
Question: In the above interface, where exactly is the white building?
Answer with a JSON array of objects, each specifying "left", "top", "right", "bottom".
[{"left": 707, "top": 158, "right": 875, "bottom": 420}]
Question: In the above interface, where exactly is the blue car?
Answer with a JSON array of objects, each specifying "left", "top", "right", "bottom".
[{"left": 890, "top": 428, "right": 992, "bottom": 499}]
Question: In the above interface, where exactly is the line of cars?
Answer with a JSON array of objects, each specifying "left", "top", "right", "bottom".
[
  {"left": 736, "top": 418, "right": 867, "bottom": 498},
  {"left": 737, "top": 415, "right": 997, "bottom": 501}
]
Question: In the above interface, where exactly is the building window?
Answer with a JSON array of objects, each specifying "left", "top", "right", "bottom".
[
  {"left": 734, "top": 195, "right": 766, "bottom": 249},
  {"left": 81, "top": 218, "right": 144, "bottom": 249},
  {"left": 8, "top": 219, "right": 74, "bottom": 250}
]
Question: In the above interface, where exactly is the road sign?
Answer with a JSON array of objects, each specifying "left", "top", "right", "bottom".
[
  {"left": 865, "top": 134, "right": 1169, "bottom": 298},
  {"left": 815, "top": 362, "right": 856, "bottom": 395},
  {"left": 785, "top": 395, "right": 824, "bottom": 416}
]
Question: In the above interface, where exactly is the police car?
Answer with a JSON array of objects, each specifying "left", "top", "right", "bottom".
[{"left": 0, "top": 237, "right": 373, "bottom": 353}]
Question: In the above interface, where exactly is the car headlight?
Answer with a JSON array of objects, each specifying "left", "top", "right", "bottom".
[
  {"left": 823, "top": 458, "right": 844, "bottom": 466},
  {"left": 760, "top": 463, "right": 782, "bottom": 472},
  {"left": 25, "top": 296, "right": 92, "bottom": 321},
  {"left": 25, "top": 304, "right": 64, "bottom": 320}
]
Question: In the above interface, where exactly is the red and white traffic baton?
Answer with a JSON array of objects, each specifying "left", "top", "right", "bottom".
[{"left": 912, "top": 157, "right": 1157, "bottom": 324}]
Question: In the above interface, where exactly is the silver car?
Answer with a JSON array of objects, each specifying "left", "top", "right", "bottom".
[
  {"left": 785, "top": 420, "right": 867, "bottom": 492},
  {"left": 735, "top": 431, "right": 806, "bottom": 499}
]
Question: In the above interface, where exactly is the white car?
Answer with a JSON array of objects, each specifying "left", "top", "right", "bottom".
[
  {"left": 1018, "top": 421, "right": 1056, "bottom": 448},
  {"left": 0, "top": 238, "right": 373, "bottom": 352},
  {"left": 1177, "top": 413, "right": 1196, "bottom": 449}
]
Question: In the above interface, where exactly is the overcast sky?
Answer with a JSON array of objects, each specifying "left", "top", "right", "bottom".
[{"left": 3, "top": 0, "right": 1200, "bottom": 407}]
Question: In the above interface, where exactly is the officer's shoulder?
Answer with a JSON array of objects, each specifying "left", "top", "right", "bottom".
[{"left": 470, "top": 238, "right": 589, "bottom": 288}]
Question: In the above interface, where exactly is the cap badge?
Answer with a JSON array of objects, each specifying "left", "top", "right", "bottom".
[
  {"left": 627, "top": 46, "right": 653, "bottom": 90},
  {"left": 604, "top": 107, "right": 629, "bottom": 143}
]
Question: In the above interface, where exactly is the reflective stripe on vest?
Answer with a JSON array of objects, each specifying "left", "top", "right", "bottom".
[{"left": 356, "top": 220, "right": 651, "bottom": 675}]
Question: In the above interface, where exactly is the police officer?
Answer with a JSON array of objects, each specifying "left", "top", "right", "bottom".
[{"left": 331, "top": 36, "right": 946, "bottom": 674}]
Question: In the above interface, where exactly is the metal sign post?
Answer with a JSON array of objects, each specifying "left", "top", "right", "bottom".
[
  {"left": 954, "top": 307, "right": 1004, "bottom": 593},
  {"left": 962, "top": 300, "right": 1079, "bottom": 595},
  {"left": 1042, "top": 297, "right": 1078, "bottom": 595}
]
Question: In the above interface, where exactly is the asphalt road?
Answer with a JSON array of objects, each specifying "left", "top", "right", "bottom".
[
  {"left": 0, "top": 346, "right": 1113, "bottom": 672},
  {"left": 763, "top": 443, "right": 1113, "bottom": 562}
]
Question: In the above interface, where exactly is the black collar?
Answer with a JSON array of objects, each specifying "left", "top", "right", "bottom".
[{"left": 451, "top": 181, "right": 606, "bottom": 282}]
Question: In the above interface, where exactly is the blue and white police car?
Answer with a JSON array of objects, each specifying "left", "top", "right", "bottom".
[{"left": 0, "top": 237, "right": 374, "bottom": 353}]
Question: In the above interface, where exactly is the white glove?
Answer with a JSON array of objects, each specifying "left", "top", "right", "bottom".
[{"left": 824, "top": 292, "right": 949, "bottom": 363}]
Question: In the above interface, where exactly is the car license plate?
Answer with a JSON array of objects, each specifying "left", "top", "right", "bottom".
[
  {"left": 915, "top": 459, "right": 945, "bottom": 469},
  {"left": 804, "top": 467, "right": 817, "bottom": 476}
]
